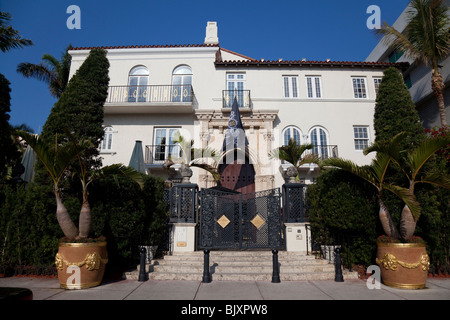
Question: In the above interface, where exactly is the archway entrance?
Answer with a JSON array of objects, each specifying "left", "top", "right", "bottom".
[{"left": 218, "top": 152, "right": 255, "bottom": 194}]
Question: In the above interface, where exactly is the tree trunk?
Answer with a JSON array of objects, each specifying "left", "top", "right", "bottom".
[
  {"left": 431, "top": 71, "right": 448, "bottom": 127},
  {"left": 78, "top": 199, "right": 92, "bottom": 239},
  {"left": 378, "top": 199, "right": 400, "bottom": 239},
  {"left": 400, "top": 204, "right": 416, "bottom": 241},
  {"left": 55, "top": 190, "right": 78, "bottom": 239}
]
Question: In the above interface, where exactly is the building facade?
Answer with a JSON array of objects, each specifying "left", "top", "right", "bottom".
[{"left": 68, "top": 22, "right": 406, "bottom": 193}]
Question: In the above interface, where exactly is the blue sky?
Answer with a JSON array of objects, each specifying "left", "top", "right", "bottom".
[{"left": 1, "top": 0, "right": 411, "bottom": 133}]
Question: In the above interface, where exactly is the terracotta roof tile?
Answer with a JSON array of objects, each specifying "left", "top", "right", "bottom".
[
  {"left": 70, "top": 44, "right": 219, "bottom": 50},
  {"left": 214, "top": 58, "right": 409, "bottom": 70}
]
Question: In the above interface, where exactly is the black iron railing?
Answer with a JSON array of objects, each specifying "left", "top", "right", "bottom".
[
  {"left": 222, "top": 90, "right": 251, "bottom": 108},
  {"left": 145, "top": 144, "right": 183, "bottom": 164},
  {"left": 305, "top": 145, "right": 338, "bottom": 160},
  {"left": 107, "top": 85, "right": 194, "bottom": 103}
]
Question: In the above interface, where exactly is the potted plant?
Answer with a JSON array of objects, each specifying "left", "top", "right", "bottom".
[
  {"left": 322, "top": 132, "right": 450, "bottom": 289},
  {"left": 17, "top": 130, "right": 144, "bottom": 289},
  {"left": 269, "top": 138, "right": 320, "bottom": 182}
]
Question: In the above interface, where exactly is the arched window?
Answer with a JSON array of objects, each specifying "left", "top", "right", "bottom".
[
  {"left": 172, "top": 65, "right": 192, "bottom": 102},
  {"left": 101, "top": 126, "right": 114, "bottom": 151},
  {"left": 282, "top": 126, "right": 302, "bottom": 146},
  {"left": 128, "top": 66, "right": 149, "bottom": 102},
  {"left": 309, "top": 126, "right": 329, "bottom": 159}
]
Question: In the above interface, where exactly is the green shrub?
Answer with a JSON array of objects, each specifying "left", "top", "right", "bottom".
[
  {"left": 307, "top": 169, "right": 379, "bottom": 266},
  {"left": 0, "top": 174, "right": 169, "bottom": 274}
]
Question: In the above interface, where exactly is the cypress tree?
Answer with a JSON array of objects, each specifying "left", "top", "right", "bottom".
[
  {"left": 41, "top": 48, "right": 109, "bottom": 153},
  {"left": 33, "top": 48, "right": 109, "bottom": 188},
  {"left": 374, "top": 67, "right": 426, "bottom": 150}
]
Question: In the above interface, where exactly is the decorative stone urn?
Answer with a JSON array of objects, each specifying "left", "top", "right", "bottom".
[
  {"left": 376, "top": 241, "right": 430, "bottom": 289},
  {"left": 55, "top": 241, "right": 108, "bottom": 289},
  {"left": 285, "top": 166, "right": 298, "bottom": 183}
]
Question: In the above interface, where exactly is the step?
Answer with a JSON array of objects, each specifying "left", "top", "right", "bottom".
[{"left": 123, "top": 251, "right": 359, "bottom": 281}]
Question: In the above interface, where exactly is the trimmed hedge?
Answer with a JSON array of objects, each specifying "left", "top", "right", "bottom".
[
  {"left": 0, "top": 174, "right": 168, "bottom": 276},
  {"left": 306, "top": 168, "right": 379, "bottom": 266}
]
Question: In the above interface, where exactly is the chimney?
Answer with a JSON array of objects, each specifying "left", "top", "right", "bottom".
[{"left": 204, "top": 21, "right": 219, "bottom": 45}]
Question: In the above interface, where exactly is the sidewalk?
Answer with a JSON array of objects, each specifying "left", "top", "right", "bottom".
[{"left": 1, "top": 276, "right": 449, "bottom": 300}]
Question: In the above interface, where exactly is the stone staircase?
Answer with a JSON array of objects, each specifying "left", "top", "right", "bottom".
[{"left": 123, "top": 251, "right": 359, "bottom": 281}]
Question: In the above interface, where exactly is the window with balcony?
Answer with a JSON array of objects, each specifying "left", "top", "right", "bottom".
[
  {"left": 306, "top": 76, "right": 322, "bottom": 98},
  {"left": 128, "top": 66, "right": 149, "bottom": 102},
  {"left": 282, "top": 126, "right": 302, "bottom": 145},
  {"left": 172, "top": 65, "right": 192, "bottom": 102},
  {"left": 224, "top": 73, "right": 249, "bottom": 108},
  {"left": 309, "top": 126, "right": 330, "bottom": 160},
  {"left": 148, "top": 128, "right": 182, "bottom": 164},
  {"left": 283, "top": 76, "right": 298, "bottom": 98}
]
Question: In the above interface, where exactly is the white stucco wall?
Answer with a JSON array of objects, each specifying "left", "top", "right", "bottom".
[{"left": 68, "top": 45, "right": 389, "bottom": 187}]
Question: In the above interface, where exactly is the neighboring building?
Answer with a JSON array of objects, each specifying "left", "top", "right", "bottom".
[
  {"left": 366, "top": 1, "right": 450, "bottom": 129},
  {"left": 68, "top": 22, "right": 406, "bottom": 192}
]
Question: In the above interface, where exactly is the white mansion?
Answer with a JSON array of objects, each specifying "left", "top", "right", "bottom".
[{"left": 68, "top": 22, "right": 407, "bottom": 193}]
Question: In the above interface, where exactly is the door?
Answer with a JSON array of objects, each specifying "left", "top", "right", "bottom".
[
  {"left": 226, "top": 73, "right": 245, "bottom": 108},
  {"left": 310, "top": 127, "right": 329, "bottom": 160},
  {"left": 153, "top": 128, "right": 181, "bottom": 163},
  {"left": 218, "top": 155, "right": 255, "bottom": 195},
  {"left": 128, "top": 66, "right": 149, "bottom": 102},
  {"left": 172, "top": 65, "right": 192, "bottom": 102}
]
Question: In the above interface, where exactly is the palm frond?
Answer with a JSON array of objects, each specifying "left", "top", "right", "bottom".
[
  {"left": 321, "top": 157, "right": 379, "bottom": 190},
  {"left": 190, "top": 163, "right": 221, "bottom": 182},
  {"left": 269, "top": 139, "right": 314, "bottom": 167},
  {"left": 16, "top": 130, "right": 78, "bottom": 185},
  {"left": 376, "top": 21, "right": 423, "bottom": 62},
  {"left": 408, "top": 135, "right": 450, "bottom": 179},
  {"left": 91, "top": 164, "right": 145, "bottom": 190},
  {"left": 418, "top": 172, "right": 450, "bottom": 189},
  {"left": 16, "top": 62, "right": 53, "bottom": 84}
]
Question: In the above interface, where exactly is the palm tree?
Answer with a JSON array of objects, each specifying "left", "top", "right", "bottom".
[
  {"left": 365, "top": 132, "right": 450, "bottom": 240},
  {"left": 0, "top": 11, "right": 33, "bottom": 52},
  {"left": 170, "top": 132, "right": 223, "bottom": 183},
  {"left": 376, "top": 0, "right": 450, "bottom": 127},
  {"left": 269, "top": 138, "right": 320, "bottom": 181},
  {"left": 17, "top": 45, "right": 73, "bottom": 98},
  {"left": 322, "top": 132, "right": 450, "bottom": 241},
  {"left": 16, "top": 130, "right": 144, "bottom": 240}
]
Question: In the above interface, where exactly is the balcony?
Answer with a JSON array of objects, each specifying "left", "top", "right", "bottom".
[
  {"left": 105, "top": 85, "right": 195, "bottom": 114},
  {"left": 305, "top": 145, "right": 338, "bottom": 161},
  {"left": 222, "top": 90, "right": 252, "bottom": 109},
  {"left": 145, "top": 144, "right": 184, "bottom": 165}
]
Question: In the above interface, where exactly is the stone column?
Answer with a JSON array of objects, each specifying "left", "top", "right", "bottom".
[
  {"left": 172, "top": 165, "right": 197, "bottom": 253},
  {"left": 283, "top": 166, "right": 309, "bottom": 253}
]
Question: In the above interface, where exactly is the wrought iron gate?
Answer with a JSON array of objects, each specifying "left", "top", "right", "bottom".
[{"left": 199, "top": 188, "right": 283, "bottom": 250}]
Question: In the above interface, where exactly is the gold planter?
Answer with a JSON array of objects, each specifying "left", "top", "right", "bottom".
[
  {"left": 55, "top": 241, "right": 108, "bottom": 289},
  {"left": 376, "top": 241, "right": 429, "bottom": 289}
]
